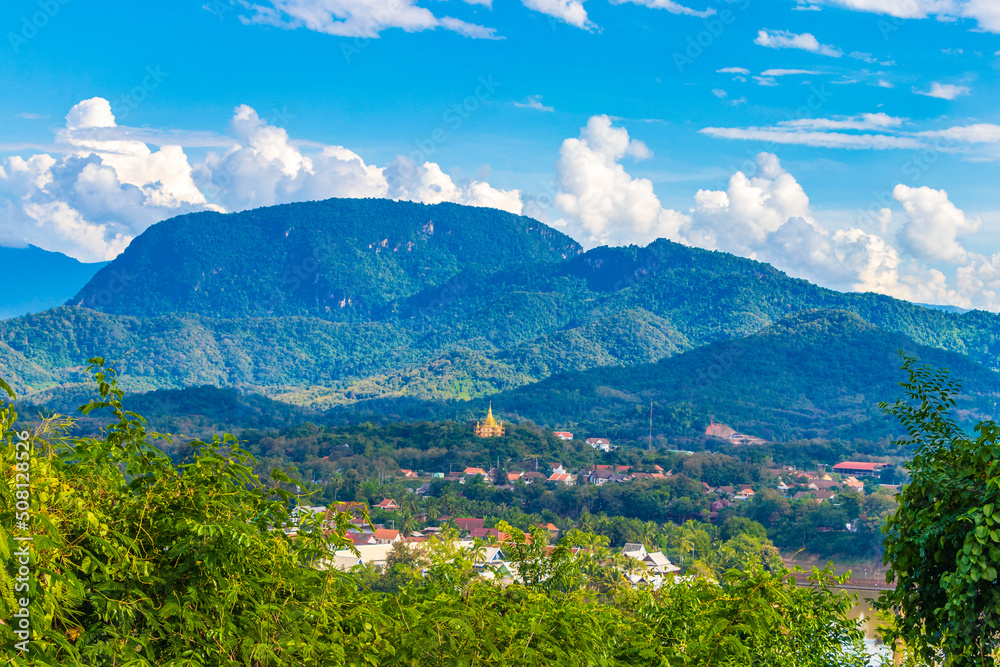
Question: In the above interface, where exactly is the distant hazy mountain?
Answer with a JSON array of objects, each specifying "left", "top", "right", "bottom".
[
  {"left": 0, "top": 245, "right": 106, "bottom": 320},
  {"left": 1, "top": 198, "right": 998, "bottom": 428}
]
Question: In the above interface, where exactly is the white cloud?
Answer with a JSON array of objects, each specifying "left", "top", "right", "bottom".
[
  {"left": 816, "top": 0, "right": 1000, "bottom": 33},
  {"left": 385, "top": 157, "right": 523, "bottom": 214},
  {"left": 699, "top": 126, "right": 922, "bottom": 149},
  {"left": 552, "top": 115, "right": 687, "bottom": 246},
  {"left": 513, "top": 95, "right": 555, "bottom": 112},
  {"left": 0, "top": 98, "right": 215, "bottom": 262},
  {"left": 520, "top": 0, "right": 594, "bottom": 29},
  {"left": 893, "top": 184, "right": 981, "bottom": 263},
  {"left": 235, "top": 0, "right": 499, "bottom": 38},
  {"left": 919, "top": 123, "right": 1000, "bottom": 143},
  {"left": 717, "top": 67, "right": 751, "bottom": 75},
  {"left": 754, "top": 29, "right": 843, "bottom": 57},
  {"left": 194, "top": 104, "right": 388, "bottom": 212},
  {"left": 914, "top": 82, "right": 971, "bottom": 99},
  {"left": 1, "top": 98, "right": 524, "bottom": 262},
  {"left": 760, "top": 68, "right": 823, "bottom": 76},
  {"left": 782, "top": 112, "right": 906, "bottom": 130},
  {"left": 550, "top": 117, "right": 1000, "bottom": 310},
  {"left": 610, "top": 0, "right": 715, "bottom": 18}
]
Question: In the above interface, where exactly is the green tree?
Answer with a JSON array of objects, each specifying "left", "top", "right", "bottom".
[{"left": 879, "top": 354, "right": 1000, "bottom": 666}]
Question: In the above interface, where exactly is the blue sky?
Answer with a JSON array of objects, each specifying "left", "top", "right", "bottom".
[{"left": 2, "top": 0, "right": 1000, "bottom": 309}]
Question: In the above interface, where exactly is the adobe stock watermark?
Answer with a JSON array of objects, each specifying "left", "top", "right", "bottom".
[
  {"left": 673, "top": 0, "right": 751, "bottom": 74},
  {"left": 110, "top": 65, "right": 169, "bottom": 123},
  {"left": 8, "top": 0, "right": 71, "bottom": 54},
  {"left": 82, "top": 267, "right": 136, "bottom": 308},
  {"left": 11, "top": 428, "right": 33, "bottom": 653}
]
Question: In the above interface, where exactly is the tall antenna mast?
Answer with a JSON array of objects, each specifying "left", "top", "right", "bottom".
[{"left": 648, "top": 399, "right": 653, "bottom": 452}]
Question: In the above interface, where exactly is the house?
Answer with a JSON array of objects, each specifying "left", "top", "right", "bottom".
[
  {"left": 630, "top": 472, "right": 655, "bottom": 480},
  {"left": 549, "top": 463, "right": 567, "bottom": 475},
  {"left": 415, "top": 483, "right": 432, "bottom": 496},
  {"left": 373, "top": 528, "right": 401, "bottom": 544},
  {"left": 814, "top": 490, "right": 836, "bottom": 504},
  {"left": 444, "top": 472, "right": 464, "bottom": 482},
  {"left": 540, "top": 523, "right": 560, "bottom": 540},
  {"left": 464, "top": 467, "right": 488, "bottom": 476},
  {"left": 843, "top": 476, "right": 865, "bottom": 491},
  {"left": 455, "top": 518, "right": 486, "bottom": 533},
  {"left": 521, "top": 471, "right": 547, "bottom": 484},
  {"left": 586, "top": 437, "right": 614, "bottom": 452},
  {"left": 733, "top": 488, "right": 755, "bottom": 501},
  {"left": 374, "top": 499, "right": 399, "bottom": 511},
  {"left": 548, "top": 472, "right": 575, "bottom": 485},
  {"left": 400, "top": 469, "right": 418, "bottom": 478},
  {"left": 331, "top": 544, "right": 397, "bottom": 569},
  {"left": 652, "top": 465, "right": 664, "bottom": 472},
  {"left": 507, "top": 472, "right": 523, "bottom": 483},
  {"left": 553, "top": 431, "right": 574, "bottom": 441},
  {"left": 832, "top": 461, "right": 885, "bottom": 478},
  {"left": 589, "top": 469, "right": 615, "bottom": 485},
  {"left": 643, "top": 551, "right": 680, "bottom": 575}
]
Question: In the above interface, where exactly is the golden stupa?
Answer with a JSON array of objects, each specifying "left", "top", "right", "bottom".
[{"left": 475, "top": 402, "right": 505, "bottom": 438}]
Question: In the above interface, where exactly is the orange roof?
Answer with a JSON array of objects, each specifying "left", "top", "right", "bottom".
[
  {"left": 507, "top": 472, "right": 522, "bottom": 481},
  {"left": 374, "top": 529, "right": 399, "bottom": 540},
  {"left": 833, "top": 461, "right": 884, "bottom": 471},
  {"left": 464, "top": 467, "right": 487, "bottom": 475}
]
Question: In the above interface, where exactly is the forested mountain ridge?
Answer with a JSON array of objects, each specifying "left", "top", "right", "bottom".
[
  {"left": 69, "top": 198, "right": 582, "bottom": 320},
  {"left": 1, "top": 198, "right": 998, "bottom": 416},
  {"left": 334, "top": 309, "right": 1000, "bottom": 442}
]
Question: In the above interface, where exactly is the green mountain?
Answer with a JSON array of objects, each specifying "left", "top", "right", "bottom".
[
  {"left": 2, "top": 198, "right": 998, "bottom": 425},
  {"left": 0, "top": 245, "right": 106, "bottom": 320},
  {"left": 69, "top": 198, "right": 581, "bottom": 319},
  {"left": 481, "top": 309, "right": 1000, "bottom": 442}
]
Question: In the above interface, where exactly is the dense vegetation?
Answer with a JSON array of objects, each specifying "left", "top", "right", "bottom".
[
  {"left": 2, "top": 199, "right": 999, "bottom": 421},
  {"left": 879, "top": 356, "right": 1000, "bottom": 665},
  {"left": 0, "top": 362, "right": 873, "bottom": 666}
]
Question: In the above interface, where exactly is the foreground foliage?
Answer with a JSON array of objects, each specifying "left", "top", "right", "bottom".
[
  {"left": 1, "top": 361, "right": 871, "bottom": 665},
  {"left": 880, "top": 354, "right": 1000, "bottom": 666}
]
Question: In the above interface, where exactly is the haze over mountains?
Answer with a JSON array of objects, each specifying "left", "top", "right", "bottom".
[
  {"left": 4, "top": 197, "right": 998, "bottom": 440},
  {"left": 0, "top": 245, "right": 106, "bottom": 319}
]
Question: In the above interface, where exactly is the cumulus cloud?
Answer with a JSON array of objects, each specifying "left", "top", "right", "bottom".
[
  {"left": 1, "top": 98, "right": 524, "bottom": 261},
  {"left": 754, "top": 29, "right": 843, "bottom": 57},
  {"left": 893, "top": 184, "right": 982, "bottom": 263},
  {"left": 235, "top": 0, "right": 499, "bottom": 38},
  {"left": 385, "top": 157, "right": 523, "bottom": 214},
  {"left": 552, "top": 115, "right": 687, "bottom": 246},
  {"left": 193, "top": 104, "right": 388, "bottom": 211},
  {"left": 0, "top": 98, "right": 214, "bottom": 261},
  {"left": 551, "top": 116, "right": 999, "bottom": 310}
]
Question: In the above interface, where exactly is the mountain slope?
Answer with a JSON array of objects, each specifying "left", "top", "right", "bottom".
[
  {"left": 0, "top": 245, "right": 106, "bottom": 320},
  {"left": 481, "top": 309, "right": 1000, "bottom": 441},
  {"left": 69, "top": 198, "right": 581, "bottom": 320},
  {"left": 1, "top": 199, "right": 998, "bottom": 406}
]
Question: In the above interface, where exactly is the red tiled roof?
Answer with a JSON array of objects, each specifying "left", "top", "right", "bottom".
[
  {"left": 374, "top": 529, "right": 399, "bottom": 540},
  {"left": 833, "top": 462, "right": 883, "bottom": 471}
]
